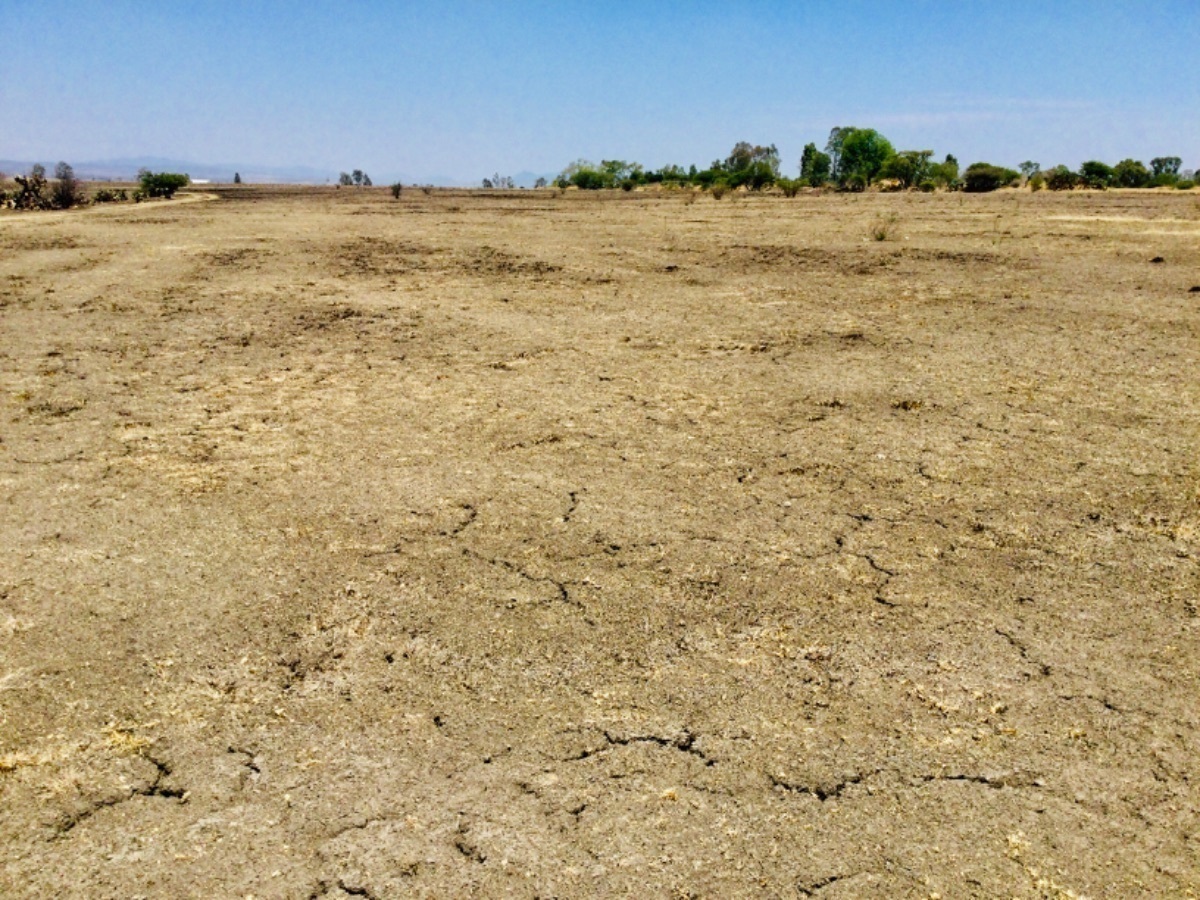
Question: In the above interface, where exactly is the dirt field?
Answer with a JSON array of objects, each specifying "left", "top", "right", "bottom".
[{"left": 1, "top": 184, "right": 1198, "bottom": 897}]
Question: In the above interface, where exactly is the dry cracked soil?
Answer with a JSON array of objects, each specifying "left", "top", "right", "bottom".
[{"left": 1, "top": 184, "right": 1198, "bottom": 898}]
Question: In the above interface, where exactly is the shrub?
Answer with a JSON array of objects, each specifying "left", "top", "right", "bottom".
[
  {"left": 92, "top": 187, "right": 128, "bottom": 203},
  {"left": 843, "top": 173, "right": 866, "bottom": 192},
  {"left": 1045, "top": 166, "right": 1078, "bottom": 191},
  {"left": 390, "top": 182, "right": 403, "bottom": 199},
  {"left": 918, "top": 180, "right": 936, "bottom": 192},
  {"left": 777, "top": 178, "right": 801, "bottom": 197},
  {"left": 1147, "top": 173, "right": 1179, "bottom": 188},
  {"left": 1177, "top": 180, "right": 1196, "bottom": 190},
  {"left": 139, "top": 170, "right": 190, "bottom": 198},
  {"left": 710, "top": 181, "right": 730, "bottom": 200},
  {"left": 963, "top": 163, "right": 1018, "bottom": 193},
  {"left": 1028, "top": 173, "right": 1045, "bottom": 192},
  {"left": 570, "top": 168, "right": 607, "bottom": 190},
  {"left": 620, "top": 178, "right": 635, "bottom": 191},
  {"left": 12, "top": 165, "right": 51, "bottom": 209}
]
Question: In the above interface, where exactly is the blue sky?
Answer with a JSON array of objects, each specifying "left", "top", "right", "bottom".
[{"left": 2, "top": 1, "right": 1197, "bottom": 180}]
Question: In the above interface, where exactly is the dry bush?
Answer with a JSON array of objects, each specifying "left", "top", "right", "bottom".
[{"left": 870, "top": 213, "right": 899, "bottom": 241}]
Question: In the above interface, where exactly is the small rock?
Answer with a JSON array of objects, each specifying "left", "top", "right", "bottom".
[{"left": 1150, "top": 256, "right": 1164, "bottom": 263}]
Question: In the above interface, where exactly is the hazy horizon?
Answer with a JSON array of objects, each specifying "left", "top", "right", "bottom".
[{"left": 3, "top": 1, "right": 1197, "bottom": 181}]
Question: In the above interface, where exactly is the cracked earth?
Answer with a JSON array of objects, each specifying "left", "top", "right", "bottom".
[{"left": 2, "top": 185, "right": 1198, "bottom": 897}]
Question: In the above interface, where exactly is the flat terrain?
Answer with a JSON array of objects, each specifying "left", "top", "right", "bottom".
[{"left": 1, "top": 185, "right": 1198, "bottom": 897}]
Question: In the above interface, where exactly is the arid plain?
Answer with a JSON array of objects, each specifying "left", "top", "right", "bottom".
[{"left": 2, "top": 185, "right": 1198, "bottom": 897}]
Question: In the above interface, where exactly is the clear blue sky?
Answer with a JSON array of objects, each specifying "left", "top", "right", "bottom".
[{"left": 2, "top": 1, "right": 1197, "bottom": 180}]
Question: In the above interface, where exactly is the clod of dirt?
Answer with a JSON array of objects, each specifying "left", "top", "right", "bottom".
[
  {"left": 892, "top": 399, "right": 924, "bottom": 411},
  {"left": 1150, "top": 256, "right": 1164, "bottom": 263},
  {"left": 1189, "top": 285, "right": 1200, "bottom": 293}
]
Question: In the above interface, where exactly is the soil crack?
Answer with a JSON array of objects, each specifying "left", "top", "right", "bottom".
[
  {"left": 995, "top": 627, "right": 1052, "bottom": 676},
  {"left": 462, "top": 548, "right": 587, "bottom": 617},
  {"left": 798, "top": 873, "right": 852, "bottom": 896},
  {"left": 602, "top": 728, "right": 715, "bottom": 765},
  {"left": 770, "top": 770, "right": 871, "bottom": 801},
  {"left": 53, "top": 751, "right": 185, "bottom": 838}
]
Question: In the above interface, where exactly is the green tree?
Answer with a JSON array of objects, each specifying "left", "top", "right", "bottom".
[
  {"left": 1018, "top": 161, "right": 1040, "bottom": 183},
  {"left": 800, "top": 143, "right": 831, "bottom": 184},
  {"left": 338, "top": 172, "right": 353, "bottom": 186},
  {"left": 51, "top": 162, "right": 84, "bottom": 209},
  {"left": 929, "top": 154, "right": 959, "bottom": 187},
  {"left": 838, "top": 128, "right": 895, "bottom": 185},
  {"left": 1150, "top": 157, "right": 1181, "bottom": 177},
  {"left": 652, "top": 165, "right": 691, "bottom": 184},
  {"left": 824, "top": 127, "right": 854, "bottom": 180},
  {"left": 1044, "top": 166, "right": 1077, "bottom": 191},
  {"left": 1078, "top": 161, "right": 1114, "bottom": 189},
  {"left": 352, "top": 169, "right": 364, "bottom": 186},
  {"left": 390, "top": 182, "right": 403, "bottom": 198},
  {"left": 138, "top": 170, "right": 190, "bottom": 198},
  {"left": 233, "top": 172, "right": 242, "bottom": 184},
  {"left": 1112, "top": 159, "right": 1149, "bottom": 187},
  {"left": 558, "top": 159, "right": 609, "bottom": 189},
  {"left": 879, "top": 150, "right": 933, "bottom": 188},
  {"left": 720, "top": 142, "right": 780, "bottom": 190}
]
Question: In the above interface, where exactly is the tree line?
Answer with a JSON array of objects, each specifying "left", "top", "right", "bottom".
[
  {"left": 550, "top": 128, "right": 1195, "bottom": 194},
  {"left": 0, "top": 164, "right": 191, "bottom": 209}
]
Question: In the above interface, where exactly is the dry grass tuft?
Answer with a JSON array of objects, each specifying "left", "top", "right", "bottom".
[{"left": 870, "top": 213, "right": 899, "bottom": 241}]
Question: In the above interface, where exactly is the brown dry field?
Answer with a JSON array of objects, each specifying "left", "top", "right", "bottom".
[{"left": 1, "top": 184, "right": 1199, "bottom": 898}]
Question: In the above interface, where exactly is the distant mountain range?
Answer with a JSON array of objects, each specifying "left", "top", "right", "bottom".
[{"left": 0, "top": 157, "right": 557, "bottom": 188}]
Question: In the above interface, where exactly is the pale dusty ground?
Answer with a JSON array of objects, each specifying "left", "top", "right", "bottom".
[{"left": 1, "top": 185, "right": 1198, "bottom": 898}]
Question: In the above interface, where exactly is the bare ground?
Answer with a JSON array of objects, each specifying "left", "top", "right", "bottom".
[{"left": 1, "top": 185, "right": 1198, "bottom": 897}]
